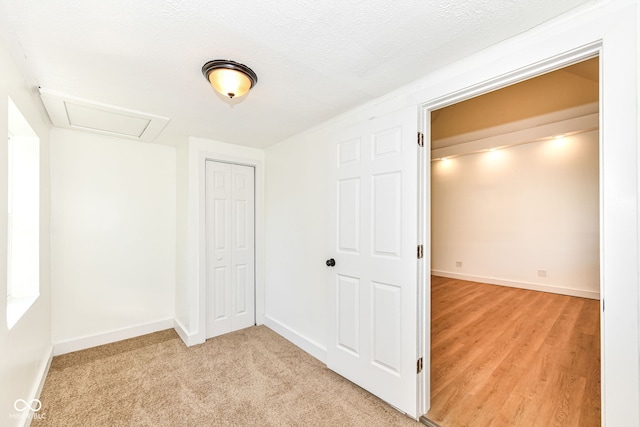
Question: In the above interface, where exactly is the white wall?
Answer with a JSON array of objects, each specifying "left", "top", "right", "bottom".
[
  {"left": 264, "top": 1, "right": 638, "bottom": 425},
  {"left": 264, "top": 130, "right": 331, "bottom": 360},
  {"left": 0, "top": 36, "right": 52, "bottom": 427},
  {"left": 432, "top": 131, "right": 599, "bottom": 298},
  {"left": 50, "top": 128, "right": 176, "bottom": 354}
]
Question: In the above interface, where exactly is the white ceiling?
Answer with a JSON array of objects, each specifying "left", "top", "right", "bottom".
[{"left": 0, "top": 0, "right": 594, "bottom": 148}]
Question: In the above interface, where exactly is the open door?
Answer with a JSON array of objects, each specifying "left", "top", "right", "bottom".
[{"left": 327, "top": 107, "right": 420, "bottom": 418}]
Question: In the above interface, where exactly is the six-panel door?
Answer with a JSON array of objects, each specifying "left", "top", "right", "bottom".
[
  {"left": 327, "top": 107, "right": 418, "bottom": 418},
  {"left": 205, "top": 161, "right": 255, "bottom": 338}
]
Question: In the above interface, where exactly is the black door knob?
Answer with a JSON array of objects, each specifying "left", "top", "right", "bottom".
[{"left": 326, "top": 258, "right": 336, "bottom": 267}]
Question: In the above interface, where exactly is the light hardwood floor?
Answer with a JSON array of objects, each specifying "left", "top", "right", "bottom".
[{"left": 427, "top": 276, "right": 600, "bottom": 427}]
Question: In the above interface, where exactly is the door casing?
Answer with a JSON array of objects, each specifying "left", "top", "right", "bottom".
[
  {"left": 416, "top": 25, "right": 634, "bottom": 424},
  {"left": 190, "top": 144, "right": 265, "bottom": 347}
]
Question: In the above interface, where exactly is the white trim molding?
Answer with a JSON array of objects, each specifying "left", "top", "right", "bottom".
[
  {"left": 19, "top": 346, "right": 53, "bottom": 427},
  {"left": 432, "top": 270, "right": 600, "bottom": 300},
  {"left": 52, "top": 319, "right": 174, "bottom": 356},
  {"left": 187, "top": 137, "right": 265, "bottom": 345},
  {"left": 263, "top": 316, "right": 327, "bottom": 364},
  {"left": 173, "top": 318, "right": 200, "bottom": 347}
]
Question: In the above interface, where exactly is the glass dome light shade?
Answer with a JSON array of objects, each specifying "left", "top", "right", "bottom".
[
  {"left": 208, "top": 68, "right": 252, "bottom": 99},
  {"left": 202, "top": 60, "right": 258, "bottom": 99}
]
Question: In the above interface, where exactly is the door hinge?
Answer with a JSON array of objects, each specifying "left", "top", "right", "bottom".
[
  {"left": 417, "top": 357, "right": 423, "bottom": 374},
  {"left": 417, "top": 244, "right": 424, "bottom": 259},
  {"left": 417, "top": 132, "right": 424, "bottom": 147}
]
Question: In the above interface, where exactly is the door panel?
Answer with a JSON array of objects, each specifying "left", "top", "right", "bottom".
[
  {"left": 328, "top": 107, "right": 418, "bottom": 418},
  {"left": 337, "top": 178, "right": 360, "bottom": 253},
  {"left": 206, "top": 161, "right": 255, "bottom": 338},
  {"left": 213, "top": 267, "right": 227, "bottom": 320},
  {"left": 230, "top": 163, "right": 255, "bottom": 331},
  {"left": 235, "top": 264, "right": 246, "bottom": 314},
  {"left": 213, "top": 199, "right": 228, "bottom": 250},
  {"left": 371, "top": 280, "right": 401, "bottom": 374},
  {"left": 337, "top": 274, "right": 360, "bottom": 355},
  {"left": 372, "top": 171, "right": 402, "bottom": 257}
]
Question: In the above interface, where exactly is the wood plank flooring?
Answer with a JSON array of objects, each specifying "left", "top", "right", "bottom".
[{"left": 427, "top": 276, "right": 600, "bottom": 427}]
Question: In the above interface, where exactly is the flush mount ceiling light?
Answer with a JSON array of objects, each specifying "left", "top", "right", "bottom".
[{"left": 202, "top": 60, "right": 258, "bottom": 99}]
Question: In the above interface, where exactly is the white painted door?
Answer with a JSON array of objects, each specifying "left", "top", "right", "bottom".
[
  {"left": 205, "top": 161, "right": 255, "bottom": 338},
  {"left": 327, "top": 107, "right": 419, "bottom": 418}
]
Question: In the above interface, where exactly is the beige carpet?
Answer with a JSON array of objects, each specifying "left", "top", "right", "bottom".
[{"left": 33, "top": 326, "right": 418, "bottom": 426}]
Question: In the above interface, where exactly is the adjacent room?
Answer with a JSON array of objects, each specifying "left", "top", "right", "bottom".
[{"left": 428, "top": 58, "right": 600, "bottom": 426}]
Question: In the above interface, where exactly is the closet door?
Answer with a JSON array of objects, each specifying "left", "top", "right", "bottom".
[{"left": 205, "top": 161, "right": 255, "bottom": 338}]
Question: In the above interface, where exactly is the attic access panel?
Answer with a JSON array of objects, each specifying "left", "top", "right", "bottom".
[{"left": 40, "top": 89, "right": 169, "bottom": 142}]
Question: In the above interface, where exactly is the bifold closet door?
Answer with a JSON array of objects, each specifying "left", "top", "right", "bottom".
[{"left": 205, "top": 161, "right": 255, "bottom": 339}]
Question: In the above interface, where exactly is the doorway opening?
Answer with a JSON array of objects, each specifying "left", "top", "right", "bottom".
[{"left": 425, "top": 56, "right": 601, "bottom": 426}]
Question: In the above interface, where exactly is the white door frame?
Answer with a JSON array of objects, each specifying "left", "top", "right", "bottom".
[
  {"left": 188, "top": 141, "right": 265, "bottom": 346},
  {"left": 416, "top": 1, "right": 640, "bottom": 422},
  {"left": 198, "top": 154, "right": 263, "bottom": 341},
  {"left": 417, "top": 43, "right": 601, "bottom": 417}
]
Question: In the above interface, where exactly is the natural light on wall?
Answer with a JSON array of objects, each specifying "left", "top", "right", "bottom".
[{"left": 6, "top": 97, "right": 40, "bottom": 330}]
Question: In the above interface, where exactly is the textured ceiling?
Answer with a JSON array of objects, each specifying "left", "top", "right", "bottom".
[{"left": 0, "top": 0, "right": 594, "bottom": 148}]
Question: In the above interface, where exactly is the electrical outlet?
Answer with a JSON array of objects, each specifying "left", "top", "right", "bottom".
[
  {"left": 456, "top": 261, "right": 462, "bottom": 268},
  {"left": 537, "top": 270, "right": 547, "bottom": 277}
]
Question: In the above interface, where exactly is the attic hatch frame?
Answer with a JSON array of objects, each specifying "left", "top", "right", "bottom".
[{"left": 416, "top": 41, "right": 605, "bottom": 421}]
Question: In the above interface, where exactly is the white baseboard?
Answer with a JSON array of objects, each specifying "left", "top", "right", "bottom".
[
  {"left": 52, "top": 318, "right": 174, "bottom": 356},
  {"left": 21, "top": 346, "right": 53, "bottom": 427},
  {"left": 432, "top": 270, "right": 600, "bottom": 300},
  {"left": 264, "top": 315, "right": 327, "bottom": 364},
  {"left": 173, "top": 318, "right": 201, "bottom": 347},
  {"left": 33, "top": 346, "right": 53, "bottom": 401}
]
